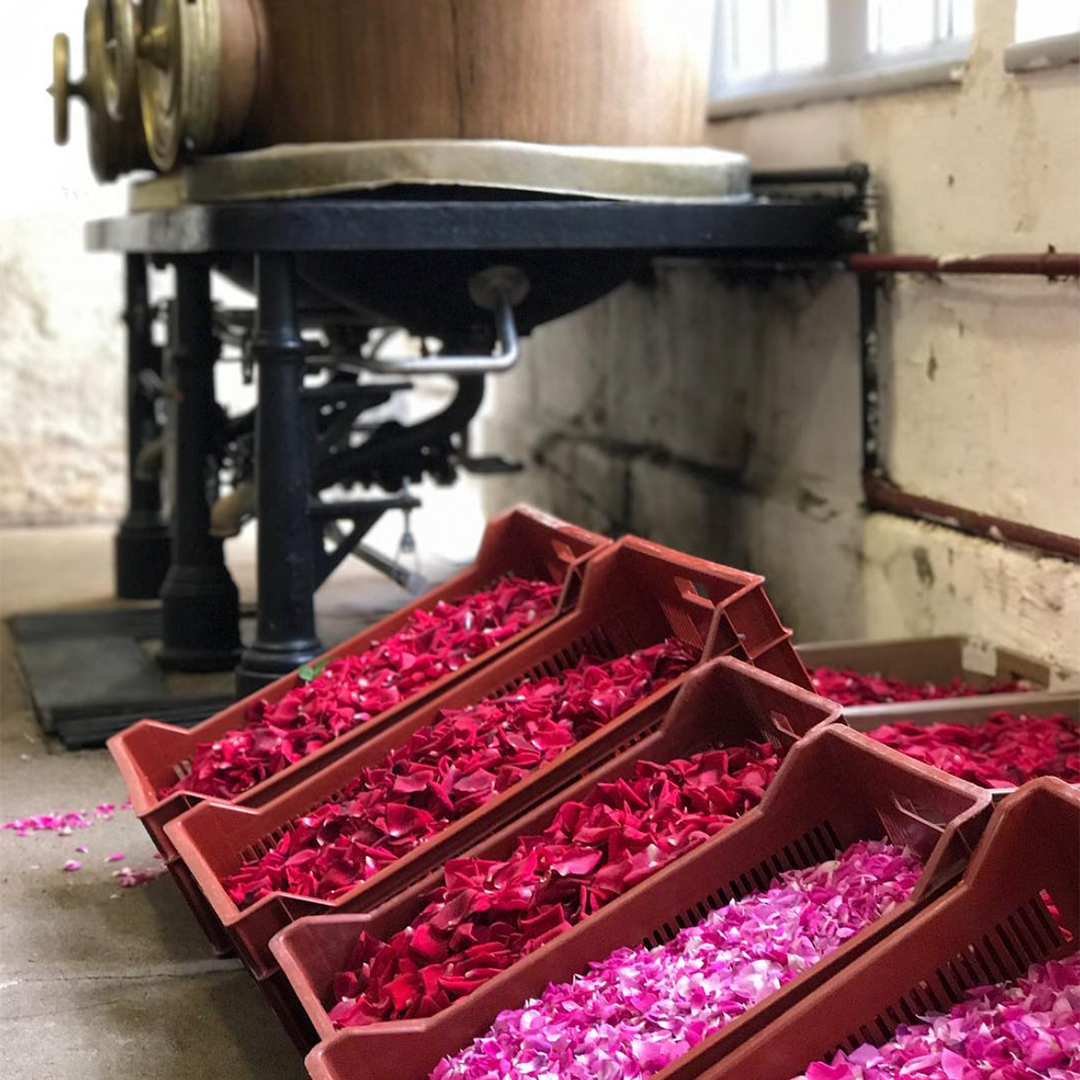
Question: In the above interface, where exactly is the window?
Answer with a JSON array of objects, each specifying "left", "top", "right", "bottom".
[
  {"left": 710, "top": 0, "right": 974, "bottom": 117},
  {"left": 1015, "top": 2, "right": 1080, "bottom": 44},
  {"left": 1006, "top": 1, "right": 1080, "bottom": 73}
]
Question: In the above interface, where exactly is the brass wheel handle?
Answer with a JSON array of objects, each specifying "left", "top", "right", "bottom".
[
  {"left": 103, "top": 0, "right": 139, "bottom": 121},
  {"left": 50, "top": 33, "right": 86, "bottom": 147},
  {"left": 137, "top": 0, "right": 184, "bottom": 170}
]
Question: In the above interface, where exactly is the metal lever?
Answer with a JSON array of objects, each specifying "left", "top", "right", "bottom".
[{"left": 359, "top": 266, "right": 529, "bottom": 377}]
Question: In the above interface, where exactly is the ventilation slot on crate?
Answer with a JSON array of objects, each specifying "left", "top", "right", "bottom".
[
  {"left": 636, "top": 825, "right": 844, "bottom": 954},
  {"left": 836, "top": 894, "right": 1071, "bottom": 1059},
  {"left": 239, "top": 781, "right": 356, "bottom": 871},
  {"left": 659, "top": 600, "right": 711, "bottom": 652},
  {"left": 1036, "top": 889, "right": 1073, "bottom": 943}
]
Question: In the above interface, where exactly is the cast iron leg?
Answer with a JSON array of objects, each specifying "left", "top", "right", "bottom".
[
  {"left": 235, "top": 253, "right": 322, "bottom": 695},
  {"left": 114, "top": 254, "right": 172, "bottom": 599},
  {"left": 158, "top": 259, "right": 242, "bottom": 672}
]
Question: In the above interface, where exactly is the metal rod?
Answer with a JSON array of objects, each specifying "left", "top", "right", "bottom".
[
  {"left": 114, "top": 253, "right": 172, "bottom": 599},
  {"left": 858, "top": 272, "right": 882, "bottom": 477},
  {"left": 863, "top": 476, "right": 1080, "bottom": 563},
  {"left": 348, "top": 541, "right": 419, "bottom": 591},
  {"left": 358, "top": 295, "right": 521, "bottom": 376},
  {"left": 159, "top": 259, "right": 242, "bottom": 672},
  {"left": 236, "top": 252, "right": 322, "bottom": 695},
  {"left": 308, "top": 495, "right": 421, "bottom": 522},
  {"left": 752, "top": 163, "right": 871, "bottom": 188},
  {"left": 849, "top": 252, "right": 1080, "bottom": 277}
]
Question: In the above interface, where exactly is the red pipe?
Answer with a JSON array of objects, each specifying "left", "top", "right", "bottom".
[
  {"left": 849, "top": 252, "right": 1080, "bottom": 277},
  {"left": 864, "top": 476, "right": 1080, "bottom": 563}
]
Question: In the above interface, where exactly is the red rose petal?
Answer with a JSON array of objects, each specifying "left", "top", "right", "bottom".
[
  {"left": 166, "top": 578, "right": 563, "bottom": 800},
  {"left": 327, "top": 736, "right": 780, "bottom": 1027},
  {"left": 222, "top": 638, "right": 699, "bottom": 912},
  {"left": 867, "top": 710, "right": 1079, "bottom": 789},
  {"left": 811, "top": 666, "right": 1025, "bottom": 707}
]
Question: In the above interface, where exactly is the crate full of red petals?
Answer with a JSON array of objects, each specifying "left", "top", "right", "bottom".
[
  {"left": 165, "top": 535, "right": 809, "bottom": 974},
  {"left": 110, "top": 506, "right": 606, "bottom": 953},
  {"left": 268, "top": 653, "right": 843, "bottom": 1047}
]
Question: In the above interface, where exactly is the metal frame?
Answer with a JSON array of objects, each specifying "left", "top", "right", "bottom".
[
  {"left": 13, "top": 183, "right": 868, "bottom": 744},
  {"left": 85, "top": 196, "right": 862, "bottom": 256},
  {"left": 123, "top": 188, "right": 860, "bottom": 694}
]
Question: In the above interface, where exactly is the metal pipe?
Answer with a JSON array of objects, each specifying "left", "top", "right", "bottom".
[
  {"left": 858, "top": 272, "right": 882, "bottom": 478},
  {"left": 856, "top": 252, "right": 1080, "bottom": 562},
  {"left": 358, "top": 294, "right": 521, "bottom": 377},
  {"left": 753, "top": 163, "right": 871, "bottom": 188},
  {"left": 864, "top": 476, "right": 1080, "bottom": 563},
  {"left": 849, "top": 252, "right": 1080, "bottom": 277}
]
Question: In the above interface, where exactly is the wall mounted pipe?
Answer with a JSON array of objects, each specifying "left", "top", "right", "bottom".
[
  {"left": 864, "top": 476, "right": 1080, "bottom": 564},
  {"left": 856, "top": 253, "right": 1080, "bottom": 561},
  {"left": 850, "top": 252, "right": 1080, "bottom": 277}
]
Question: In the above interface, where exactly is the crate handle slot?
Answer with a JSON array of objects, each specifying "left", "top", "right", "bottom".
[
  {"left": 675, "top": 576, "right": 719, "bottom": 612},
  {"left": 877, "top": 796, "right": 948, "bottom": 862},
  {"left": 766, "top": 709, "right": 796, "bottom": 745}
]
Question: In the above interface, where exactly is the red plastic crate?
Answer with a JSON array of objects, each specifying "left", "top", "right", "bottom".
[
  {"left": 852, "top": 693, "right": 1079, "bottom": 800},
  {"left": 109, "top": 506, "right": 607, "bottom": 864},
  {"left": 269, "top": 654, "right": 842, "bottom": 1046},
  {"left": 166, "top": 537, "right": 808, "bottom": 976},
  {"left": 302, "top": 727, "right": 992, "bottom": 1080},
  {"left": 111, "top": 506, "right": 604, "bottom": 955},
  {"left": 691, "top": 777, "right": 1080, "bottom": 1080}
]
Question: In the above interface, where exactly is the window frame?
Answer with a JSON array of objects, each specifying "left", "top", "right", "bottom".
[{"left": 709, "top": 0, "right": 972, "bottom": 120}]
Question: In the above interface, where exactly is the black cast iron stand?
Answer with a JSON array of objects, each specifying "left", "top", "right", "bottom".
[
  {"left": 235, "top": 253, "right": 322, "bottom": 694},
  {"left": 114, "top": 254, "right": 172, "bottom": 599},
  {"left": 158, "top": 258, "right": 242, "bottom": 672},
  {"left": 9, "top": 174, "right": 868, "bottom": 744}
]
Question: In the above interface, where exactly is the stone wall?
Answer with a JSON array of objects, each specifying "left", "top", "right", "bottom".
[{"left": 480, "top": 0, "right": 1080, "bottom": 669}]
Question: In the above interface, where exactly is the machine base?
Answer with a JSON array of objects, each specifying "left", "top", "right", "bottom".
[{"left": 114, "top": 521, "right": 172, "bottom": 600}]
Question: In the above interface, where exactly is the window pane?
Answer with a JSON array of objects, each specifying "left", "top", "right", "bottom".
[
  {"left": 1016, "top": 1, "right": 1080, "bottom": 43},
  {"left": 940, "top": 0, "right": 975, "bottom": 39},
  {"left": 776, "top": 0, "right": 828, "bottom": 71},
  {"left": 868, "top": 0, "right": 936, "bottom": 53},
  {"left": 724, "top": 0, "right": 773, "bottom": 82}
]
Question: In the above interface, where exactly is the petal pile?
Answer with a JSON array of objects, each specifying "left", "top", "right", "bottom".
[
  {"left": 867, "top": 711, "right": 1079, "bottom": 788},
  {"left": 812, "top": 667, "right": 1024, "bottom": 708},
  {"left": 330, "top": 740, "right": 781, "bottom": 1027},
  {"left": 167, "top": 578, "right": 562, "bottom": 800},
  {"left": 431, "top": 840, "right": 922, "bottom": 1080},
  {"left": 795, "top": 952, "right": 1080, "bottom": 1080},
  {"left": 222, "top": 639, "right": 699, "bottom": 909},
  {"left": 2, "top": 802, "right": 127, "bottom": 836}
]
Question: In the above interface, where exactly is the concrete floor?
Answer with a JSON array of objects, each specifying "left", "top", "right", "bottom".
[{"left": 0, "top": 523, "right": 470, "bottom": 1079}]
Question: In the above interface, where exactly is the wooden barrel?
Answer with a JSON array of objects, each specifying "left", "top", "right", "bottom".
[{"left": 129, "top": 0, "right": 715, "bottom": 171}]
